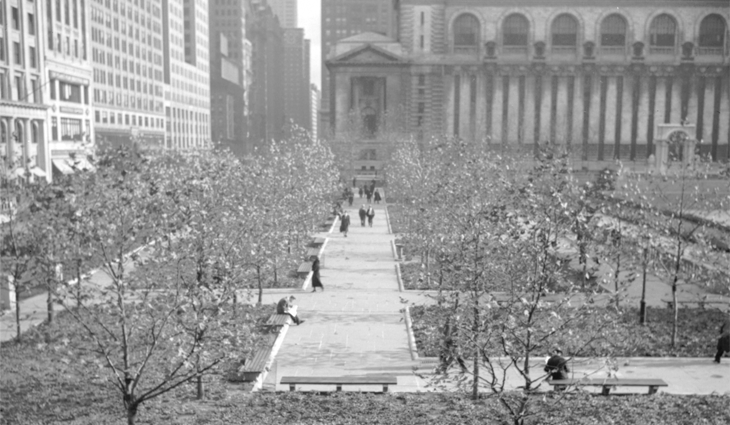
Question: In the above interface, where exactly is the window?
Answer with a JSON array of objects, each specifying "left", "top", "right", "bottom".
[
  {"left": 453, "top": 14, "right": 479, "bottom": 53},
  {"left": 29, "top": 46, "right": 36, "bottom": 67},
  {"left": 600, "top": 14, "right": 626, "bottom": 47},
  {"left": 60, "top": 81, "right": 82, "bottom": 102},
  {"left": 65, "top": 0, "right": 70, "bottom": 25},
  {"left": 73, "top": 0, "right": 78, "bottom": 28},
  {"left": 13, "top": 41, "right": 21, "bottom": 64},
  {"left": 649, "top": 14, "right": 677, "bottom": 53},
  {"left": 0, "top": 71, "right": 6, "bottom": 99},
  {"left": 51, "top": 117, "right": 58, "bottom": 140},
  {"left": 28, "top": 13, "right": 35, "bottom": 35},
  {"left": 503, "top": 14, "right": 529, "bottom": 46},
  {"left": 31, "top": 78, "right": 39, "bottom": 102},
  {"left": 56, "top": 0, "right": 61, "bottom": 22},
  {"left": 698, "top": 14, "right": 726, "bottom": 54},
  {"left": 0, "top": 37, "right": 4, "bottom": 61},
  {"left": 551, "top": 14, "right": 578, "bottom": 49},
  {"left": 11, "top": 7, "right": 19, "bottom": 30},
  {"left": 15, "top": 75, "right": 24, "bottom": 101},
  {"left": 60, "top": 118, "right": 82, "bottom": 140}
]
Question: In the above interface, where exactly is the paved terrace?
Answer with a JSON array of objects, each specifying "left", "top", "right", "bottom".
[{"left": 261, "top": 197, "right": 729, "bottom": 395}]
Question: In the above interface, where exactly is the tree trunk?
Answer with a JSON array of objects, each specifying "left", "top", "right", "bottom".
[
  {"left": 256, "top": 265, "right": 263, "bottom": 306},
  {"left": 613, "top": 252, "right": 621, "bottom": 309},
  {"left": 471, "top": 305, "right": 479, "bottom": 400},
  {"left": 75, "top": 258, "right": 83, "bottom": 308},
  {"left": 126, "top": 404, "right": 138, "bottom": 425},
  {"left": 14, "top": 278, "right": 21, "bottom": 342},
  {"left": 670, "top": 238, "right": 682, "bottom": 347},
  {"left": 273, "top": 258, "right": 278, "bottom": 287},
  {"left": 196, "top": 371, "right": 204, "bottom": 400},
  {"left": 46, "top": 278, "right": 54, "bottom": 324}
]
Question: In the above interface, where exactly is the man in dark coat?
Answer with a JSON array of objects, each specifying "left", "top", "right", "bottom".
[
  {"left": 339, "top": 211, "right": 351, "bottom": 237},
  {"left": 311, "top": 257, "right": 324, "bottom": 292},
  {"left": 358, "top": 205, "right": 367, "bottom": 226},
  {"left": 366, "top": 205, "right": 375, "bottom": 227},
  {"left": 715, "top": 316, "right": 730, "bottom": 363},
  {"left": 347, "top": 191, "right": 354, "bottom": 206},
  {"left": 277, "top": 296, "right": 304, "bottom": 325},
  {"left": 544, "top": 347, "right": 569, "bottom": 381},
  {"left": 374, "top": 189, "right": 382, "bottom": 204}
]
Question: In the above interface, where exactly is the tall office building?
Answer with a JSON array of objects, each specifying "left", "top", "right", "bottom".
[
  {"left": 45, "top": 0, "right": 96, "bottom": 179},
  {"left": 209, "top": 0, "right": 251, "bottom": 152},
  {"left": 89, "top": 0, "right": 167, "bottom": 149},
  {"left": 248, "top": 0, "right": 284, "bottom": 146},
  {"left": 0, "top": 0, "right": 49, "bottom": 181},
  {"left": 162, "top": 0, "right": 210, "bottom": 149},
  {"left": 320, "top": 0, "right": 393, "bottom": 134},
  {"left": 282, "top": 28, "right": 309, "bottom": 132},
  {"left": 267, "top": 0, "right": 296, "bottom": 28},
  {"left": 310, "top": 84, "right": 319, "bottom": 140}
]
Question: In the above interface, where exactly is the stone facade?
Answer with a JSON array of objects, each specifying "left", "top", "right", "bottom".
[{"left": 327, "top": 0, "right": 730, "bottom": 172}]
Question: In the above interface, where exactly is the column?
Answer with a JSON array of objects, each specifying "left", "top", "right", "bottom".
[
  {"left": 555, "top": 77, "right": 569, "bottom": 144},
  {"left": 459, "top": 73, "right": 470, "bottom": 138},
  {"left": 507, "top": 76, "right": 519, "bottom": 143},
  {"left": 620, "top": 77, "right": 632, "bottom": 159},
  {"left": 636, "top": 75, "right": 650, "bottom": 158},
  {"left": 524, "top": 74, "right": 536, "bottom": 145},
  {"left": 718, "top": 75, "right": 730, "bottom": 160},
  {"left": 604, "top": 77, "right": 618, "bottom": 159},
  {"left": 655, "top": 77, "right": 667, "bottom": 129},
  {"left": 539, "top": 75, "right": 551, "bottom": 142},
  {"left": 588, "top": 75, "right": 601, "bottom": 159},
  {"left": 492, "top": 73, "right": 503, "bottom": 144},
  {"left": 571, "top": 74, "right": 583, "bottom": 161},
  {"left": 669, "top": 76, "right": 682, "bottom": 123}
]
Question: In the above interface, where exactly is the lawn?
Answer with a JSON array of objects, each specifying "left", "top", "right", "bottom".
[{"left": 410, "top": 304, "right": 725, "bottom": 358}]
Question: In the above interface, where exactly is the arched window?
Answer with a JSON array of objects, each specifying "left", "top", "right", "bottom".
[
  {"left": 698, "top": 14, "right": 726, "bottom": 55},
  {"left": 453, "top": 13, "right": 480, "bottom": 54},
  {"left": 503, "top": 14, "right": 529, "bottom": 46},
  {"left": 649, "top": 14, "right": 677, "bottom": 54},
  {"left": 551, "top": 14, "right": 578, "bottom": 53},
  {"left": 601, "top": 14, "right": 627, "bottom": 48}
]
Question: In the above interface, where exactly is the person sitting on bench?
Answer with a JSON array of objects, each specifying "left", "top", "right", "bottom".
[
  {"left": 545, "top": 346, "right": 569, "bottom": 380},
  {"left": 277, "top": 296, "right": 304, "bottom": 325}
]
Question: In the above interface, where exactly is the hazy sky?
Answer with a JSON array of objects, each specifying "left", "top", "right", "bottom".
[{"left": 298, "top": 0, "right": 321, "bottom": 89}]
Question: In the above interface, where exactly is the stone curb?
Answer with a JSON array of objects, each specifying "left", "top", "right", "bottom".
[
  {"left": 384, "top": 205, "right": 392, "bottom": 235},
  {"left": 403, "top": 305, "right": 419, "bottom": 362},
  {"left": 395, "top": 263, "right": 404, "bottom": 293},
  {"left": 390, "top": 239, "right": 398, "bottom": 261},
  {"left": 251, "top": 305, "right": 297, "bottom": 392}
]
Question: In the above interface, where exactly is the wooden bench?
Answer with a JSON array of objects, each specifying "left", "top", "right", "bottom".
[
  {"left": 264, "top": 314, "right": 292, "bottom": 331},
  {"left": 280, "top": 375, "right": 398, "bottom": 393},
  {"left": 241, "top": 348, "right": 273, "bottom": 382},
  {"left": 310, "top": 237, "right": 326, "bottom": 248},
  {"left": 662, "top": 295, "right": 730, "bottom": 310},
  {"left": 547, "top": 378, "right": 668, "bottom": 395},
  {"left": 306, "top": 248, "right": 320, "bottom": 260},
  {"left": 297, "top": 261, "right": 313, "bottom": 279}
]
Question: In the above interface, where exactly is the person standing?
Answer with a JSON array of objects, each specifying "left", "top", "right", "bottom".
[
  {"left": 347, "top": 191, "right": 354, "bottom": 206},
  {"left": 277, "top": 296, "right": 304, "bottom": 325},
  {"left": 311, "top": 256, "right": 324, "bottom": 292},
  {"left": 374, "top": 189, "right": 382, "bottom": 204},
  {"left": 366, "top": 189, "right": 372, "bottom": 203},
  {"left": 340, "top": 211, "right": 351, "bottom": 237},
  {"left": 358, "top": 205, "right": 367, "bottom": 226},
  {"left": 714, "top": 315, "right": 730, "bottom": 363},
  {"left": 366, "top": 205, "right": 375, "bottom": 227},
  {"left": 352, "top": 177, "right": 356, "bottom": 188}
]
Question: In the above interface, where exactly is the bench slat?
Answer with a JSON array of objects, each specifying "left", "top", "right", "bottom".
[
  {"left": 243, "top": 348, "right": 272, "bottom": 373},
  {"left": 548, "top": 378, "right": 668, "bottom": 386},
  {"left": 280, "top": 376, "right": 397, "bottom": 393},
  {"left": 265, "top": 314, "right": 291, "bottom": 326}
]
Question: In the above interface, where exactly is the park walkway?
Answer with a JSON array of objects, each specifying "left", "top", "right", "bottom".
[{"left": 263, "top": 194, "right": 729, "bottom": 395}]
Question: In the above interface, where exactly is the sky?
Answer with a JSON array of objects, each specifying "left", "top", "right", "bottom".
[{"left": 298, "top": 0, "right": 321, "bottom": 89}]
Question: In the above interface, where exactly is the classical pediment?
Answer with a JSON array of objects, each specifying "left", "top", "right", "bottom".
[{"left": 330, "top": 44, "right": 405, "bottom": 65}]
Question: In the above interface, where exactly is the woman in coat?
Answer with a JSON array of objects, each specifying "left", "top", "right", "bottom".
[
  {"left": 374, "top": 189, "right": 382, "bottom": 204},
  {"left": 311, "top": 256, "right": 324, "bottom": 292},
  {"left": 715, "top": 316, "right": 730, "bottom": 363},
  {"left": 339, "top": 211, "right": 351, "bottom": 237}
]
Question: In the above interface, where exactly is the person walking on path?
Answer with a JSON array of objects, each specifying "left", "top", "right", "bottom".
[
  {"left": 366, "top": 189, "right": 372, "bottom": 203},
  {"left": 347, "top": 191, "right": 354, "bottom": 207},
  {"left": 311, "top": 256, "right": 324, "bottom": 292},
  {"left": 358, "top": 186, "right": 363, "bottom": 198},
  {"left": 374, "top": 189, "right": 382, "bottom": 204},
  {"left": 358, "top": 205, "right": 367, "bottom": 226},
  {"left": 277, "top": 296, "right": 304, "bottom": 325},
  {"left": 714, "top": 315, "right": 730, "bottom": 363},
  {"left": 340, "top": 211, "right": 351, "bottom": 237},
  {"left": 352, "top": 177, "right": 356, "bottom": 188},
  {"left": 366, "top": 205, "right": 375, "bottom": 228}
]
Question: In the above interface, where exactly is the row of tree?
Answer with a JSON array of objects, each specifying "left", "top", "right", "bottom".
[
  {"left": 384, "top": 137, "right": 728, "bottom": 424},
  {"left": 2, "top": 131, "right": 339, "bottom": 424}
]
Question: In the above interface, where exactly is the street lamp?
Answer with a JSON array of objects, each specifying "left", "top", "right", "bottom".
[{"left": 640, "top": 234, "right": 652, "bottom": 325}]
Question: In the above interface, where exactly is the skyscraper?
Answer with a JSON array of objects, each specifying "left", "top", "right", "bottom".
[
  {"left": 320, "top": 0, "right": 393, "bottom": 135},
  {"left": 163, "top": 0, "right": 211, "bottom": 149},
  {"left": 282, "top": 28, "right": 310, "bottom": 132},
  {"left": 89, "top": 0, "right": 167, "bottom": 149},
  {"left": 267, "top": 0, "right": 296, "bottom": 29},
  {"left": 208, "top": 0, "right": 251, "bottom": 152}
]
